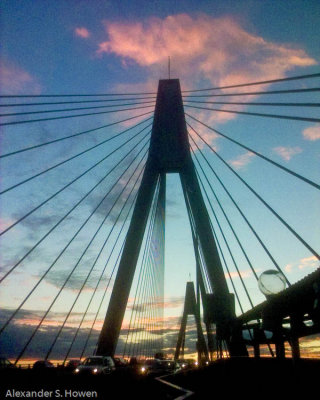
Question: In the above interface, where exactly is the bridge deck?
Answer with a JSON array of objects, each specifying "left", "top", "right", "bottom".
[{"left": 2, "top": 358, "right": 320, "bottom": 399}]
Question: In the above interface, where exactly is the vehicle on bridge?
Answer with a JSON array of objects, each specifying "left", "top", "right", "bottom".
[
  {"left": 32, "top": 360, "right": 55, "bottom": 370},
  {"left": 179, "top": 359, "right": 198, "bottom": 370},
  {"left": 139, "top": 359, "right": 181, "bottom": 375},
  {"left": 64, "top": 359, "right": 82, "bottom": 372},
  {"left": 74, "top": 356, "right": 115, "bottom": 375},
  {"left": 113, "top": 357, "right": 128, "bottom": 368}
]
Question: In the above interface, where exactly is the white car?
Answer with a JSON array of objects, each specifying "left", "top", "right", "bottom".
[{"left": 74, "top": 356, "right": 115, "bottom": 375}]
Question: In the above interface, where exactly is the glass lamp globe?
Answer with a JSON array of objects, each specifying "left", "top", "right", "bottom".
[{"left": 258, "top": 269, "right": 286, "bottom": 296}]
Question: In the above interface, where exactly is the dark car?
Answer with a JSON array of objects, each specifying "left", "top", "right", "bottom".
[
  {"left": 65, "top": 359, "right": 82, "bottom": 371},
  {"left": 139, "top": 359, "right": 180, "bottom": 375},
  {"left": 161, "top": 360, "right": 181, "bottom": 374},
  {"left": 114, "top": 357, "right": 128, "bottom": 367},
  {"left": 32, "top": 360, "right": 55, "bottom": 370},
  {"left": 74, "top": 356, "right": 115, "bottom": 375},
  {"left": 179, "top": 359, "right": 197, "bottom": 370}
]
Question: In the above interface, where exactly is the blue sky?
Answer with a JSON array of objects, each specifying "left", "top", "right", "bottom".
[{"left": 0, "top": 0, "right": 320, "bottom": 361}]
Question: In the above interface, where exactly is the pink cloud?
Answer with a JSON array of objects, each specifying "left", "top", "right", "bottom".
[
  {"left": 302, "top": 125, "right": 320, "bottom": 141},
  {"left": 74, "top": 27, "right": 91, "bottom": 39},
  {"left": 273, "top": 146, "right": 303, "bottom": 161},
  {"left": 0, "top": 59, "right": 41, "bottom": 95},
  {"left": 284, "top": 263, "right": 293, "bottom": 273},
  {"left": 225, "top": 268, "right": 253, "bottom": 280},
  {"left": 228, "top": 151, "right": 255, "bottom": 169},
  {"left": 298, "top": 256, "right": 318, "bottom": 270},
  {"left": 283, "top": 256, "right": 318, "bottom": 274},
  {"left": 97, "top": 14, "right": 316, "bottom": 87},
  {"left": 97, "top": 14, "right": 316, "bottom": 145}
]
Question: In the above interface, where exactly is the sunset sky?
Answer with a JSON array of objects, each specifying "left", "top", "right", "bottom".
[{"left": 0, "top": 0, "right": 320, "bottom": 361}]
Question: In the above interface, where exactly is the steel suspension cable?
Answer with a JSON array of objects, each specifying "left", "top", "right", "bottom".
[
  {"left": 13, "top": 143, "right": 149, "bottom": 364},
  {"left": 145, "top": 177, "right": 165, "bottom": 356},
  {"left": 129, "top": 189, "right": 159, "bottom": 358},
  {"left": 0, "top": 111, "right": 153, "bottom": 159},
  {"left": 140, "top": 250, "right": 155, "bottom": 357},
  {"left": 184, "top": 156, "right": 246, "bottom": 313},
  {"left": 185, "top": 187, "right": 246, "bottom": 318},
  {"left": 80, "top": 238, "right": 126, "bottom": 359},
  {"left": 0, "top": 100, "right": 156, "bottom": 118},
  {"left": 196, "top": 241, "right": 211, "bottom": 295},
  {"left": 191, "top": 145, "right": 259, "bottom": 281},
  {"left": 137, "top": 261, "right": 153, "bottom": 358},
  {"left": 64, "top": 187, "right": 140, "bottom": 362},
  {"left": 1, "top": 122, "right": 152, "bottom": 236},
  {"left": 154, "top": 202, "right": 165, "bottom": 354},
  {"left": 0, "top": 104, "right": 155, "bottom": 127},
  {"left": 124, "top": 179, "right": 160, "bottom": 358},
  {"left": 45, "top": 150, "right": 147, "bottom": 360},
  {"left": 210, "top": 223, "right": 245, "bottom": 315},
  {"left": 145, "top": 178, "right": 165, "bottom": 356},
  {"left": 183, "top": 87, "right": 320, "bottom": 98},
  {"left": 186, "top": 113, "right": 320, "bottom": 191},
  {"left": 141, "top": 236, "right": 159, "bottom": 358},
  {"left": 184, "top": 100, "right": 320, "bottom": 107},
  {"left": 182, "top": 72, "right": 320, "bottom": 92},
  {"left": 0, "top": 96, "right": 157, "bottom": 107},
  {"left": 0, "top": 131, "right": 150, "bottom": 285},
  {"left": 184, "top": 104, "right": 320, "bottom": 124},
  {"left": 192, "top": 150, "right": 255, "bottom": 308},
  {"left": 189, "top": 123, "right": 320, "bottom": 262},
  {"left": 144, "top": 208, "right": 163, "bottom": 358},
  {"left": 201, "top": 213, "right": 250, "bottom": 324},
  {"left": 1, "top": 142, "right": 149, "bottom": 344},
  {"left": 0, "top": 91, "right": 157, "bottom": 98},
  {"left": 122, "top": 205, "right": 154, "bottom": 358},
  {"left": 81, "top": 174, "right": 149, "bottom": 358},
  {"left": 122, "top": 216, "right": 152, "bottom": 358},
  {"left": 203, "top": 184, "right": 305, "bottom": 332},
  {"left": 188, "top": 132, "right": 291, "bottom": 284},
  {"left": 0, "top": 121, "right": 153, "bottom": 196},
  {"left": 182, "top": 184, "right": 212, "bottom": 292}
]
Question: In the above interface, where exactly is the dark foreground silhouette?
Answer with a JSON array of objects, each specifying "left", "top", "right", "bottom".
[{"left": 1, "top": 358, "right": 320, "bottom": 399}]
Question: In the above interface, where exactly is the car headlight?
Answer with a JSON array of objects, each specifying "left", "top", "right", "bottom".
[
  {"left": 141, "top": 367, "right": 146, "bottom": 373},
  {"left": 93, "top": 368, "right": 98, "bottom": 373},
  {"left": 75, "top": 368, "right": 80, "bottom": 373}
]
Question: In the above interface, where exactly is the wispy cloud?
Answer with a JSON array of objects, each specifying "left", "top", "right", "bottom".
[
  {"left": 228, "top": 151, "right": 255, "bottom": 169},
  {"left": 0, "top": 308, "right": 99, "bottom": 360},
  {"left": 302, "top": 125, "right": 320, "bottom": 141},
  {"left": 0, "top": 59, "right": 41, "bottom": 95},
  {"left": 225, "top": 268, "right": 255, "bottom": 280},
  {"left": 97, "top": 14, "right": 316, "bottom": 80},
  {"left": 96, "top": 13, "right": 316, "bottom": 146},
  {"left": 298, "top": 256, "right": 318, "bottom": 270},
  {"left": 284, "top": 256, "right": 318, "bottom": 274},
  {"left": 74, "top": 27, "right": 91, "bottom": 39},
  {"left": 273, "top": 146, "right": 303, "bottom": 161}
]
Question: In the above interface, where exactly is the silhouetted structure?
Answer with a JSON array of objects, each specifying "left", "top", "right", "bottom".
[{"left": 96, "top": 79, "right": 247, "bottom": 357}]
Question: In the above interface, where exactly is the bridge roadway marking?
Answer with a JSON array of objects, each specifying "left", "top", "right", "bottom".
[{"left": 155, "top": 373, "right": 194, "bottom": 400}]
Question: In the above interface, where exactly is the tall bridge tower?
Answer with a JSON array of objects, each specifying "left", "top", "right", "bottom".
[{"left": 96, "top": 79, "right": 247, "bottom": 357}]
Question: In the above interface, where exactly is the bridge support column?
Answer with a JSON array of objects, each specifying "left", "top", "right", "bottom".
[
  {"left": 96, "top": 165, "right": 159, "bottom": 356},
  {"left": 97, "top": 79, "right": 243, "bottom": 358},
  {"left": 175, "top": 282, "right": 209, "bottom": 362}
]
